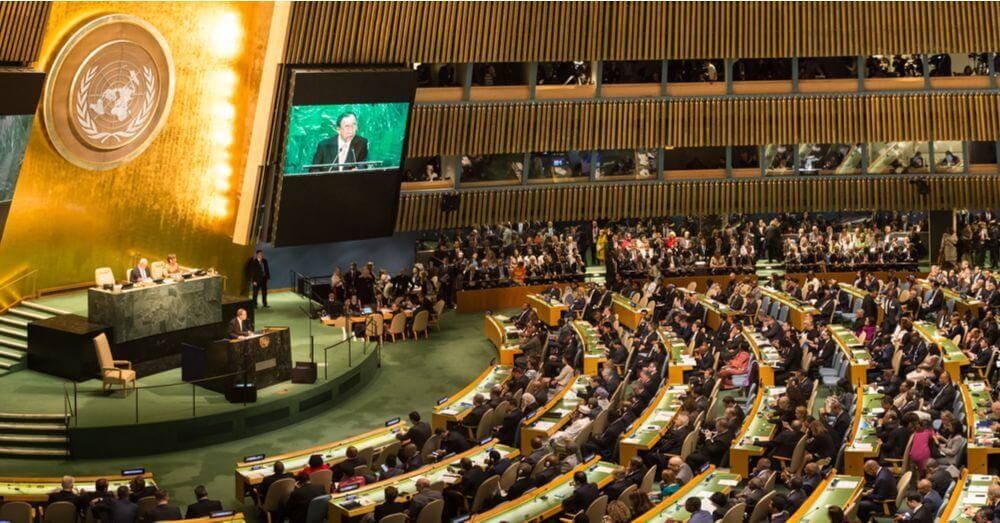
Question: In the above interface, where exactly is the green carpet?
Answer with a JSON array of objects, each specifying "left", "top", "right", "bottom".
[{"left": 0, "top": 291, "right": 497, "bottom": 512}]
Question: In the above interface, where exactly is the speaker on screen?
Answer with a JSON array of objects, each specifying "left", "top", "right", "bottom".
[{"left": 272, "top": 68, "right": 418, "bottom": 247}]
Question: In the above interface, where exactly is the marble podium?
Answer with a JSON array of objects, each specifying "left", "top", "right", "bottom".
[
  {"left": 88, "top": 275, "right": 223, "bottom": 343},
  {"left": 185, "top": 327, "right": 293, "bottom": 393}
]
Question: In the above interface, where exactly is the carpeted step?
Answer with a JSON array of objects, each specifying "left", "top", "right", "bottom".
[
  {"left": 0, "top": 316, "right": 29, "bottom": 329},
  {"left": 0, "top": 412, "right": 69, "bottom": 421},
  {"left": 0, "top": 446, "right": 69, "bottom": 458},
  {"left": 0, "top": 336, "right": 27, "bottom": 350},
  {"left": 0, "top": 421, "right": 67, "bottom": 432},
  {"left": 0, "top": 433, "right": 68, "bottom": 445},
  {"left": 0, "top": 347, "right": 24, "bottom": 361},
  {"left": 7, "top": 306, "right": 50, "bottom": 321},
  {"left": 0, "top": 326, "right": 27, "bottom": 339},
  {"left": 20, "top": 301, "right": 71, "bottom": 316}
]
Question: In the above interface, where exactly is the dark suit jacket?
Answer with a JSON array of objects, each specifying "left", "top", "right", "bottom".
[
  {"left": 400, "top": 421, "right": 432, "bottom": 449},
  {"left": 287, "top": 483, "right": 327, "bottom": 523},
  {"left": 311, "top": 135, "right": 369, "bottom": 171},
  {"left": 497, "top": 407, "right": 524, "bottom": 446},
  {"left": 562, "top": 483, "right": 600, "bottom": 514},
  {"left": 506, "top": 476, "right": 536, "bottom": 500},
  {"left": 373, "top": 500, "right": 407, "bottom": 521},
  {"left": 929, "top": 383, "right": 957, "bottom": 413},
  {"left": 866, "top": 467, "right": 897, "bottom": 501},
  {"left": 247, "top": 258, "right": 270, "bottom": 283},
  {"left": 130, "top": 265, "right": 151, "bottom": 282},
  {"left": 146, "top": 503, "right": 183, "bottom": 522},
  {"left": 460, "top": 466, "right": 488, "bottom": 498},
  {"left": 95, "top": 498, "right": 137, "bottom": 523},
  {"left": 48, "top": 490, "right": 80, "bottom": 507},
  {"left": 259, "top": 472, "right": 293, "bottom": 500},
  {"left": 228, "top": 317, "right": 250, "bottom": 338},
  {"left": 658, "top": 425, "right": 692, "bottom": 456},
  {"left": 185, "top": 499, "right": 224, "bottom": 519},
  {"left": 909, "top": 504, "right": 935, "bottom": 523}
]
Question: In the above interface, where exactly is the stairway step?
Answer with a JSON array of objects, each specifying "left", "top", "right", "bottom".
[
  {"left": 0, "top": 412, "right": 70, "bottom": 421},
  {"left": 0, "top": 433, "right": 68, "bottom": 444},
  {"left": 0, "top": 327, "right": 27, "bottom": 339},
  {"left": 20, "top": 301, "right": 69, "bottom": 316},
  {"left": 0, "top": 336, "right": 27, "bottom": 350},
  {"left": 0, "top": 316, "right": 29, "bottom": 328},
  {"left": 0, "top": 421, "right": 67, "bottom": 432},
  {"left": 8, "top": 307, "right": 48, "bottom": 321},
  {"left": 0, "top": 348, "right": 23, "bottom": 361},
  {"left": 0, "top": 446, "right": 69, "bottom": 457},
  {"left": 0, "top": 360, "right": 12, "bottom": 370}
]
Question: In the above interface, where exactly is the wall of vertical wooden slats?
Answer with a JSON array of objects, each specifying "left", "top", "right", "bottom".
[
  {"left": 396, "top": 176, "right": 1000, "bottom": 231},
  {"left": 407, "top": 92, "right": 1000, "bottom": 157},
  {"left": 0, "top": 2, "right": 49, "bottom": 64},
  {"left": 284, "top": 2, "right": 1000, "bottom": 64}
]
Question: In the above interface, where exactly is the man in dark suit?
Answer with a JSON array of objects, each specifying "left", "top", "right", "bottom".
[
  {"left": 247, "top": 250, "right": 270, "bottom": 308},
  {"left": 228, "top": 308, "right": 251, "bottom": 339},
  {"left": 286, "top": 472, "right": 326, "bottom": 523},
  {"left": 145, "top": 490, "right": 182, "bottom": 522},
  {"left": 858, "top": 460, "right": 897, "bottom": 522},
  {"left": 128, "top": 478, "right": 157, "bottom": 503},
  {"left": 93, "top": 486, "right": 137, "bottom": 523},
  {"left": 407, "top": 478, "right": 443, "bottom": 520},
  {"left": 184, "top": 485, "right": 223, "bottom": 519},
  {"left": 902, "top": 493, "right": 935, "bottom": 523},
  {"left": 505, "top": 463, "right": 536, "bottom": 500},
  {"left": 310, "top": 112, "right": 369, "bottom": 171},
  {"left": 373, "top": 486, "right": 407, "bottom": 521},
  {"left": 861, "top": 290, "right": 879, "bottom": 321},
  {"left": 79, "top": 478, "right": 113, "bottom": 515},
  {"left": 495, "top": 403, "right": 525, "bottom": 446},
  {"left": 921, "top": 281, "right": 944, "bottom": 320},
  {"left": 130, "top": 258, "right": 153, "bottom": 283},
  {"left": 47, "top": 476, "right": 80, "bottom": 507},
  {"left": 562, "top": 471, "right": 600, "bottom": 515},
  {"left": 458, "top": 457, "right": 488, "bottom": 499},
  {"left": 257, "top": 461, "right": 293, "bottom": 503},
  {"left": 397, "top": 411, "right": 432, "bottom": 449},
  {"left": 927, "top": 372, "right": 956, "bottom": 416}
]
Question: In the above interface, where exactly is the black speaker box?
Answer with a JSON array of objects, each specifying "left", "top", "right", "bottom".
[
  {"left": 291, "top": 361, "right": 318, "bottom": 384},
  {"left": 225, "top": 383, "right": 257, "bottom": 403}
]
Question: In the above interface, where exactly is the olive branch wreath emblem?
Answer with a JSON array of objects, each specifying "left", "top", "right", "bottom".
[{"left": 75, "top": 64, "right": 156, "bottom": 144}]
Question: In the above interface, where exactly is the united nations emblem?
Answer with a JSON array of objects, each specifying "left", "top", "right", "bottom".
[
  {"left": 43, "top": 14, "right": 174, "bottom": 170},
  {"left": 258, "top": 336, "right": 271, "bottom": 349}
]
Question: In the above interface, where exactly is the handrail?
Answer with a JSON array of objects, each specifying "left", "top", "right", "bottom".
[{"left": 0, "top": 268, "right": 39, "bottom": 314}]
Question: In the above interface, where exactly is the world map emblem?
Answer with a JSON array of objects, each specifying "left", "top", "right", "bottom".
[{"left": 43, "top": 14, "right": 174, "bottom": 170}]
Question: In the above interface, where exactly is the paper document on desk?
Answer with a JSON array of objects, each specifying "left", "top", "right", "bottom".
[
  {"left": 718, "top": 479, "right": 739, "bottom": 487},
  {"left": 834, "top": 480, "right": 859, "bottom": 489}
]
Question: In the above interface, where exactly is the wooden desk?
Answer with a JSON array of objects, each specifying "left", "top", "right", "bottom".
[
  {"left": 913, "top": 320, "right": 970, "bottom": 382},
  {"left": 0, "top": 473, "right": 155, "bottom": 503},
  {"left": 963, "top": 380, "right": 1000, "bottom": 474},
  {"left": 457, "top": 283, "right": 556, "bottom": 313},
  {"left": 484, "top": 314, "right": 521, "bottom": 365},
  {"left": 827, "top": 324, "right": 872, "bottom": 387},
  {"left": 528, "top": 294, "right": 568, "bottom": 326},
  {"left": 234, "top": 421, "right": 405, "bottom": 499},
  {"left": 432, "top": 365, "right": 512, "bottom": 430},
  {"left": 762, "top": 287, "right": 818, "bottom": 330},
  {"left": 939, "top": 470, "right": 996, "bottom": 523},
  {"left": 471, "top": 458, "right": 615, "bottom": 523},
  {"left": 618, "top": 384, "right": 688, "bottom": 465},
  {"left": 573, "top": 321, "right": 606, "bottom": 375},
  {"left": 788, "top": 473, "right": 864, "bottom": 522},
  {"left": 843, "top": 385, "right": 883, "bottom": 476},
  {"left": 659, "top": 327, "right": 692, "bottom": 385},
  {"left": 730, "top": 386, "right": 779, "bottom": 478},
  {"left": 633, "top": 466, "right": 740, "bottom": 522},
  {"left": 743, "top": 327, "right": 781, "bottom": 387},
  {"left": 519, "top": 375, "right": 586, "bottom": 455},
  {"left": 327, "top": 443, "right": 518, "bottom": 523},
  {"left": 611, "top": 293, "right": 652, "bottom": 330}
]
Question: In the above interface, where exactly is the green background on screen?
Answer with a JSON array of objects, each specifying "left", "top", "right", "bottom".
[{"left": 283, "top": 102, "right": 410, "bottom": 174}]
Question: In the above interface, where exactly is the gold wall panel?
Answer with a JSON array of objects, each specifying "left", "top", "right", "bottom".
[
  {"left": 396, "top": 177, "right": 1000, "bottom": 232},
  {"left": 285, "top": 2, "right": 1000, "bottom": 64},
  {"left": 408, "top": 92, "right": 1000, "bottom": 156},
  {"left": 0, "top": 2, "right": 50, "bottom": 64},
  {"left": 0, "top": 2, "right": 274, "bottom": 291}
]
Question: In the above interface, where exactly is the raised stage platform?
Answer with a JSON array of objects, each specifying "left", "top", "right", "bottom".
[{"left": 0, "top": 291, "right": 382, "bottom": 459}]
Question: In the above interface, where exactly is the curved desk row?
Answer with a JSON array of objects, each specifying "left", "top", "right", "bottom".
[
  {"left": 520, "top": 375, "right": 589, "bottom": 455},
  {"left": 913, "top": 320, "right": 970, "bottom": 382},
  {"left": 730, "top": 386, "right": 780, "bottom": 478},
  {"left": 827, "top": 324, "right": 872, "bottom": 386},
  {"left": 660, "top": 327, "right": 692, "bottom": 385},
  {"left": 634, "top": 465, "right": 740, "bottom": 522},
  {"left": 0, "top": 473, "right": 156, "bottom": 503},
  {"left": 573, "top": 321, "right": 607, "bottom": 376},
  {"left": 742, "top": 327, "right": 781, "bottom": 388},
  {"left": 433, "top": 365, "right": 513, "bottom": 431},
  {"left": 619, "top": 384, "right": 689, "bottom": 465}
]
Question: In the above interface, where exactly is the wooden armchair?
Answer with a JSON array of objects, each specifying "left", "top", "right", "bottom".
[{"left": 93, "top": 333, "right": 135, "bottom": 396}]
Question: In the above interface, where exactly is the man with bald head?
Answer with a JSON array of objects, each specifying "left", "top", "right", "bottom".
[
  {"left": 407, "top": 478, "right": 442, "bottom": 519},
  {"left": 913, "top": 479, "right": 942, "bottom": 516},
  {"left": 859, "top": 459, "right": 897, "bottom": 522}
]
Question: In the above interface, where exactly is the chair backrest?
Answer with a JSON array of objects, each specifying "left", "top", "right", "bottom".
[
  {"left": 499, "top": 462, "right": 519, "bottom": 491},
  {"left": 433, "top": 300, "right": 446, "bottom": 318},
  {"left": 305, "top": 493, "right": 331, "bottom": 523},
  {"left": 901, "top": 434, "right": 915, "bottom": 471},
  {"left": 0, "top": 501, "right": 33, "bottom": 523},
  {"left": 592, "top": 407, "right": 611, "bottom": 435},
  {"left": 353, "top": 465, "right": 370, "bottom": 478},
  {"left": 748, "top": 490, "right": 776, "bottom": 523},
  {"left": 895, "top": 471, "right": 913, "bottom": 507},
  {"left": 136, "top": 496, "right": 158, "bottom": 520},
  {"left": 530, "top": 453, "right": 553, "bottom": 478},
  {"left": 777, "top": 305, "right": 789, "bottom": 323},
  {"left": 150, "top": 261, "right": 166, "bottom": 280},
  {"left": 371, "top": 441, "right": 400, "bottom": 470},
  {"left": 43, "top": 501, "right": 77, "bottom": 523},
  {"left": 789, "top": 435, "right": 808, "bottom": 474},
  {"left": 310, "top": 469, "right": 334, "bottom": 493},
  {"left": 93, "top": 333, "right": 114, "bottom": 370},
  {"left": 357, "top": 446, "right": 375, "bottom": 467},
  {"left": 720, "top": 502, "right": 746, "bottom": 523},
  {"left": 420, "top": 434, "right": 441, "bottom": 461},
  {"left": 638, "top": 465, "right": 656, "bottom": 493},
  {"left": 492, "top": 401, "right": 512, "bottom": 428},
  {"left": 801, "top": 350, "right": 813, "bottom": 373},
  {"left": 475, "top": 408, "right": 495, "bottom": 440},
  {"left": 262, "top": 477, "right": 296, "bottom": 511},
  {"left": 891, "top": 349, "right": 903, "bottom": 376},
  {"left": 584, "top": 495, "right": 608, "bottom": 523},
  {"left": 412, "top": 310, "right": 430, "bottom": 333},
  {"left": 680, "top": 430, "right": 699, "bottom": 460},
  {"left": 378, "top": 514, "right": 407, "bottom": 523},
  {"left": 95, "top": 267, "right": 116, "bottom": 287},
  {"left": 470, "top": 474, "right": 501, "bottom": 512},
  {"left": 573, "top": 421, "right": 595, "bottom": 449},
  {"left": 414, "top": 498, "right": 443, "bottom": 523},
  {"left": 389, "top": 314, "right": 407, "bottom": 335},
  {"left": 618, "top": 485, "right": 638, "bottom": 511}
]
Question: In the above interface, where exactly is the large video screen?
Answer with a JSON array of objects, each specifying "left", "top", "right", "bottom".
[
  {"left": 283, "top": 102, "right": 410, "bottom": 175},
  {"left": 273, "top": 69, "right": 417, "bottom": 247},
  {"left": 0, "top": 70, "right": 45, "bottom": 244}
]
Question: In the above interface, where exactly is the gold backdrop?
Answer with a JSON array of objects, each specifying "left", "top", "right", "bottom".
[{"left": 0, "top": 2, "right": 273, "bottom": 291}]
